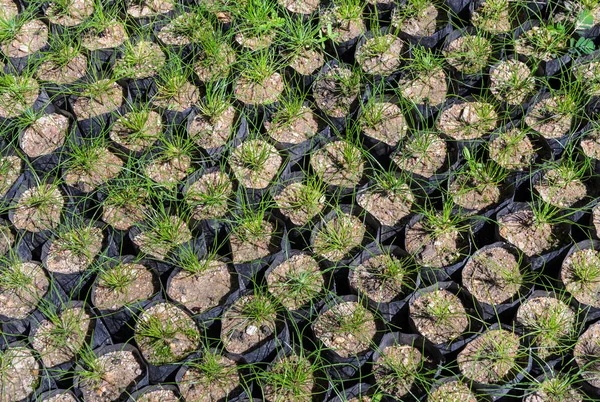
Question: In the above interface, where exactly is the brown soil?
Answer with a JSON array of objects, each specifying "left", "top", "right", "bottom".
[
  {"left": 313, "top": 66, "right": 359, "bottom": 118},
  {"left": 20, "top": 113, "right": 69, "bottom": 158},
  {"left": 73, "top": 80, "right": 123, "bottom": 119},
  {"left": 186, "top": 171, "right": 232, "bottom": 221},
  {"left": 93, "top": 263, "right": 156, "bottom": 310},
  {"left": 320, "top": 9, "right": 365, "bottom": 44},
  {"left": 0, "top": 0, "right": 18, "bottom": 20},
  {"left": 131, "top": 216, "right": 192, "bottom": 260},
  {"left": 0, "top": 76, "right": 39, "bottom": 118},
  {"left": 392, "top": 3, "right": 439, "bottom": 36},
  {"left": 489, "top": 128, "right": 537, "bottom": 170},
  {"left": 42, "top": 392, "right": 78, "bottom": 402},
  {"left": 168, "top": 260, "right": 233, "bottom": 314},
  {"left": 357, "top": 185, "right": 414, "bottom": 227},
  {"left": 1, "top": 19, "right": 48, "bottom": 58},
  {"left": 263, "top": 354, "right": 315, "bottom": 402},
  {"left": 0, "top": 155, "right": 22, "bottom": 198},
  {"left": 562, "top": 248, "right": 600, "bottom": 308},
  {"left": 350, "top": 253, "right": 415, "bottom": 303},
  {"left": 234, "top": 73, "right": 284, "bottom": 105},
  {"left": 429, "top": 380, "right": 478, "bottom": 402},
  {"left": 310, "top": 141, "right": 364, "bottom": 188},
  {"left": 580, "top": 127, "right": 600, "bottom": 160},
  {"left": 110, "top": 110, "right": 162, "bottom": 153},
  {"left": 78, "top": 349, "right": 145, "bottom": 402},
  {"left": 189, "top": 105, "right": 236, "bottom": 149},
  {"left": 457, "top": 328, "right": 521, "bottom": 384},
  {"left": 0, "top": 261, "right": 49, "bottom": 319},
  {"left": 516, "top": 296, "right": 576, "bottom": 359},
  {"left": 153, "top": 80, "right": 199, "bottom": 112},
  {"left": 128, "top": 0, "right": 175, "bottom": 18},
  {"left": 472, "top": 0, "right": 512, "bottom": 33},
  {"left": 273, "top": 182, "right": 325, "bottom": 226},
  {"left": 82, "top": 21, "right": 128, "bottom": 51},
  {"left": 0, "top": 346, "right": 39, "bottom": 402},
  {"left": 574, "top": 61, "right": 600, "bottom": 96},
  {"left": 410, "top": 289, "right": 469, "bottom": 345},
  {"left": 65, "top": 147, "right": 123, "bottom": 192},
  {"left": 393, "top": 131, "right": 447, "bottom": 178},
  {"left": 463, "top": 246, "right": 523, "bottom": 306},
  {"left": 102, "top": 196, "right": 149, "bottom": 231},
  {"left": 534, "top": 168, "right": 587, "bottom": 208},
  {"left": 36, "top": 52, "right": 87, "bottom": 84},
  {"left": 12, "top": 184, "right": 64, "bottom": 232},
  {"left": 0, "top": 224, "right": 13, "bottom": 256},
  {"left": 437, "top": 101, "right": 497, "bottom": 140},
  {"left": 45, "top": 226, "right": 104, "bottom": 274},
  {"left": 46, "top": 0, "right": 93, "bottom": 26},
  {"left": 195, "top": 42, "right": 236, "bottom": 82},
  {"left": 279, "top": 0, "right": 319, "bottom": 14},
  {"left": 449, "top": 174, "right": 501, "bottom": 211},
  {"left": 312, "top": 301, "right": 377, "bottom": 358},
  {"left": 498, "top": 208, "right": 562, "bottom": 257},
  {"left": 221, "top": 294, "right": 278, "bottom": 355},
  {"left": 405, "top": 220, "right": 468, "bottom": 268},
  {"left": 288, "top": 48, "right": 324, "bottom": 76},
  {"left": 31, "top": 306, "right": 92, "bottom": 367},
  {"left": 444, "top": 35, "right": 492, "bottom": 74},
  {"left": 490, "top": 59, "right": 535, "bottom": 105},
  {"left": 230, "top": 219, "right": 278, "bottom": 263},
  {"left": 267, "top": 253, "right": 324, "bottom": 311},
  {"left": 114, "top": 40, "right": 166, "bottom": 80},
  {"left": 356, "top": 34, "right": 404, "bottom": 76},
  {"left": 372, "top": 343, "right": 423, "bottom": 398},
  {"left": 360, "top": 102, "right": 408, "bottom": 146},
  {"left": 135, "top": 302, "right": 200, "bottom": 364},
  {"left": 574, "top": 322, "right": 600, "bottom": 388},
  {"left": 179, "top": 354, "right": 239, "bottom": 402},
  {"left": 144, "top": 154, "right": 191, "bottom": 187},
  {"left": 234, "top": 32, "right": 275, "bottom": 51},
  {"left": 136, "top": 387, "right": 179, "bottom": 402},
  {"left": 156, "top": 14, "right": 194, "bottom": 46},
  {"left": 264, "top": 105, "right": 319, "bottom": 145},
  {"left": 524, "top": 377, "right": 585, "bottom": 402},
  {"left": 398, "top": 66, "right": 447, "bottom": 106},
  {"left": 229, "top": 140, "right": 282, "bottom": 189},
  {"left": 515, "top": 27, "right": 567, "bottom": 62},
  {"left": 525, "top": 96, "right": 573, "bottom": 139},
  {"left": 312, "top": 213, "right": 366, "bottom": 262}
]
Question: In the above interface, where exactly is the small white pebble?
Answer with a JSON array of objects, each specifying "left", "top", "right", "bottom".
[{"left": 246, "top": 325, "right": 258, "bottom": 336}]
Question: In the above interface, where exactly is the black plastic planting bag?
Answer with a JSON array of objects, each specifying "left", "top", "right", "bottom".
[
  {"left": 395, "top": 0, "right": 453, "bottom": 48},
  {"left": 327, "top": 383, "right": 372, "bottom": 402}
]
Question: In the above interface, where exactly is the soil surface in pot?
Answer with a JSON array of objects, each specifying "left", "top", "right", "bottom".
[
  {"left": 20, "top": 113, "right": 69, "bottom": 158},
  {"left": 0, "top": 77, "right": 39, "bottom": 119},
  {"left": 310, "top": 141, "right": 364, "bottom": 189},
  {"left": 0, "top": 261, "right": 49, "bottom": 319},
  {"left": 523, "top": 376, "right": 585, "bottom": 402},
  {"left": 489, "top": 127, "right": 537, "bottom": 171},
  {"left": 1, "top": 19, "right": 48, "bottom": 58},
  {"left": 280, "top": 0, "right": 319, "bottom": 14},
  {"left": 110, "top": 110, "right": 162, "bottom": 153},
  {"left": 580, "top": 127, "right": 600, "bottom": 160},
  {"left": 135, "top": 302, "right": 201, "bottom": 365},
  {"left": 131, "top": 215, "right": 192, "bottom": 260},
  {"left": 472, "top": 0, "right": 512, "bottom": 33},
  {"left": 405, "top": 220, "right": 468, "bottom": 268},
  {"left": 46, "top": 0, "right": 93, "bottom": 26},
  {"left": 136, "top": 387, "right": 179, "bottom": 402},
  {"left": 230, "top": 218, "right": 280, "bottom": 263},
  {"left": 357, "top": 184, "right": 414, "bottom": 227},
  {"left": 429, "top": 380, "right": 478, "bottom": 402},
  {"left": 153, "top": 80, "right": 199, "bottom": 112},
  {"left": 37, "top": 52, "right": 87, "bottom": 84},
  {"left": 93, "top": 262, "right": 156, "bottom": 310},
  {"left": 490, "top": 59, "right": 535, "bottom": 105},
  {"left": 0, "top": 346, "right": 40, "bottom": 402},
  {"left": 102, "top": 191, "right": 149, "bottom": 232},
  {"left": 45, "top": 226, "right": 104, "bottom": 274},
  {"left": 398, "top": 66, "right": 447, "bottom": 107},
  {"left": 0, "top": 155, "right": 22, "bottom": 199},
  {"left": 82, "top": 21, "right": 128, "bottom": 51},
  {"left": 229, "top": 140, "right": 282, "bottom": 189},
  {"left": 73, "top": 80, "right": 123, "bottom": 120},
  {"left": 313, "top": 65, "right": 359, "bottom": 118},
  {"left": 288, "top": 47, "right": 324, "bottom": 76},
  {"left": 65, "top": 147, "right": 123, "bottom": 192},
  {"left": 498, "top": 208, "right": 564, "bottom": 257},
  {"left": 194, "top": 42, "right": 236, "bottom": 82},
  {"left": 515, "top": 26, "right": 567, "bottom": 62},
  {"left": 320, "top": 8, "right": 364, "bottom": 44},
  {"left": 574, "top": 321, "right": 600, "bottom": 388},
  {"left": 449, "top": 172, "right": 501, "bottom": 212},
  {"left": 561, "top": 248, "right": 600, "bottom": 308},
  {"left": 356, "top": 34, "right": 404, "bottom": 76},
  {"left": 179, "top": 353, "right": 240, "bottom": 402},
  {"left": 525, "top": 95, "right": 573, "bottom": 139},
  {"left": 0, "top": 224, "right": 14, "bottom": 256},
  {"left": 372, "top": 343, "right": 426, "bottom": 399},
  {"left": 144, "top": 153, "right": 192, "bottom": 187},
  {"left": 273, "top": 181, "right": 325, "bottom": 226},
  {"left": 392, "top": 3, "right": 440, "bottom": 36},
  {"left": 265, "top": 105, "right": 319, "bottom": 145},
  {"left": 267, "top": 253, "right": 324, "bottom": 311},
  {"left": 263, "top": 353, "right": 317, "bottom": 402},
  {"left": 188, "top": 105, "right": 236, "bottom": 150},
  {"left": 443, "top": 35, "right": 492, "bottom": 75},
  {"left": 533, "top": 168, "right": 587, "bottom": 208},
  {"left": 393, "top": 131, "right": 448, "bottom": 178},
  {"left": 312, "top": 300, "right": 377, "bottom": 358},
  {"left": 234, "top": 73, "right": 285, "bottom": 105},
  {"left": 359, "top": 101, "right": 408, "bottom": 147},
  {"left": 312, "top": 213, "right": 366, "bottom": 262},
  {"left": 12, "top": 184, "right": 64, "bottom": 232},
  {"left": 437, "top": 101, "right": 497, "bottom": 140},
  {"left": 186, "top": 171, "right": 233, "bottom": 221},
  {"left": 41, "top": 392, "right": 78, "bottom": 402},
  {"left": 128, "top": 0, "right": 174, "bottom": 18}
]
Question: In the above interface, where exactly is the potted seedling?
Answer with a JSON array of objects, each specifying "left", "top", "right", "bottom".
[
  {"left": 312, "top": 61, "right": 361, "bottom": 122},
  {"left": 35, "top": 33, "right": 88, "bottom": 91},
  {"left": 183, "top": 166, "right": 234, "bottom": 224},
  {"left": 134, "top": 301, "right": 201, "bottom": 365},
  {"left": 470, "top": 0, "right": 519, "bottom": 35},
  {"left": 0, "top": 10, "right": 48, "bottom": 69},
  {"left": 370, "top": 332, "right": 443, "bottom": 400},
  {"left": 462, "top": 242, "right": 533, "bottom": 317},
  {"left": 77, "top": 2, "right": 128, "bottom": 64},
  {"left": 515, "top": 292, "right": 580, "bottom": 360},
  {"left": 561, "top": 240, "right": 600, "bottom": 310},
  {"left": 573, "top": 51, "right": 600, "bottom": 99},
  {"left": 448, "top": 147, "right": 510, "bottom": 214},
  {"left": 45, "top": 0, "right": 94, "bottom": 28},
  {"left": 0, "top": 145, "right": 22, "bottom": 203},
  {"left": 404, "top": 198, "right": 471, "bottom": 275},
  {"left": 442, "top": 28, "right": 493, "bottom": 84},
  {"left": 127, "top": 0, "right": 175, "bottom": 21},
  {"left": 319, "top": 0, "right": 366, "bottom": 56},
  {"left": 70, "top": 76, "right": 125, "bottom": 134},
  {"left": 272, "top": 172, "right": 326, "bottom": 229},
  {"left": 278, "top": 0, "right": 319, "bottom": 15},
  {"left": 152, "top": 57, "right": 200, "bottom": 123},
  {"left": 355, "top": 27, "right": 406, "bottom": 78},
  {"left": 109, "top": 103, "right": 163, "bottom": 157},
  {"left": 427, "top": 377, "right": 484, "bottom": 401},
  {"left": 142, "top": 135, "right": 196, "bottom": 189},
  {"left": 176, "top": 348, "right": 246, "bottom": 401},
  {"left": 0, "top": 344, "right": 42, "bottom": 401},
  {"left": 229, "top": 136, "right": 284, "bottom": 190},
  {"left": 156, "top": 7, "right": 212, "bottom": 53},
  {"left": 435, "top": 96, "right": 498, "bottom": 143},
  {"left": 573, "top": 319, "right": 600, "bottom": 394},
  {"left": 233, "top": 0, "right": 283, "bottom": 51},
  {"left": 9, "top": 178, "right": 64, "bottom": 234},
  {"left": 113, "top": 38, "right": 166, "bottom": 100},
  {"left": 166, "top": 246, "right": 238, "bottom": 318},
  {"left": 580, "top": 121, "right": 600, "bottom": 160},
  {"left": 391, "top": 0, "right": 452, "bottom": 47},
  {"left": 489, "top": 58, "right": 537, "bottom": 114},
  {"left": 265, "top": 250, "right": 327, "bottom": 320},
  {"left": 74, "top": 344, "right": 148, "bottom": 401},
  {"left": 233, "top": 49, "right": 285, "bottom": 108},
  {"left": 522, "top": 372, "right": 586, "bottom": 401},
  {"left": 193, "top": 28, "right": 236, "bottom": 83},
  {"left": 0, "top": 70, "right": 42, "bottom": 119},
  {"left": 220, "top": 289, "right": 289, "bottom": 363},
  {"left": 397, "top": 45, "right": 448, "bottom": 119},
  {"left": 62, "top": 136, "right": 124, "bottom": 194},
  {"left": 18, "top": 108, "right": 71, "bottom": 163},
  {"left": 99, "top": 175, "right": 152, "bottom": 232}
]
